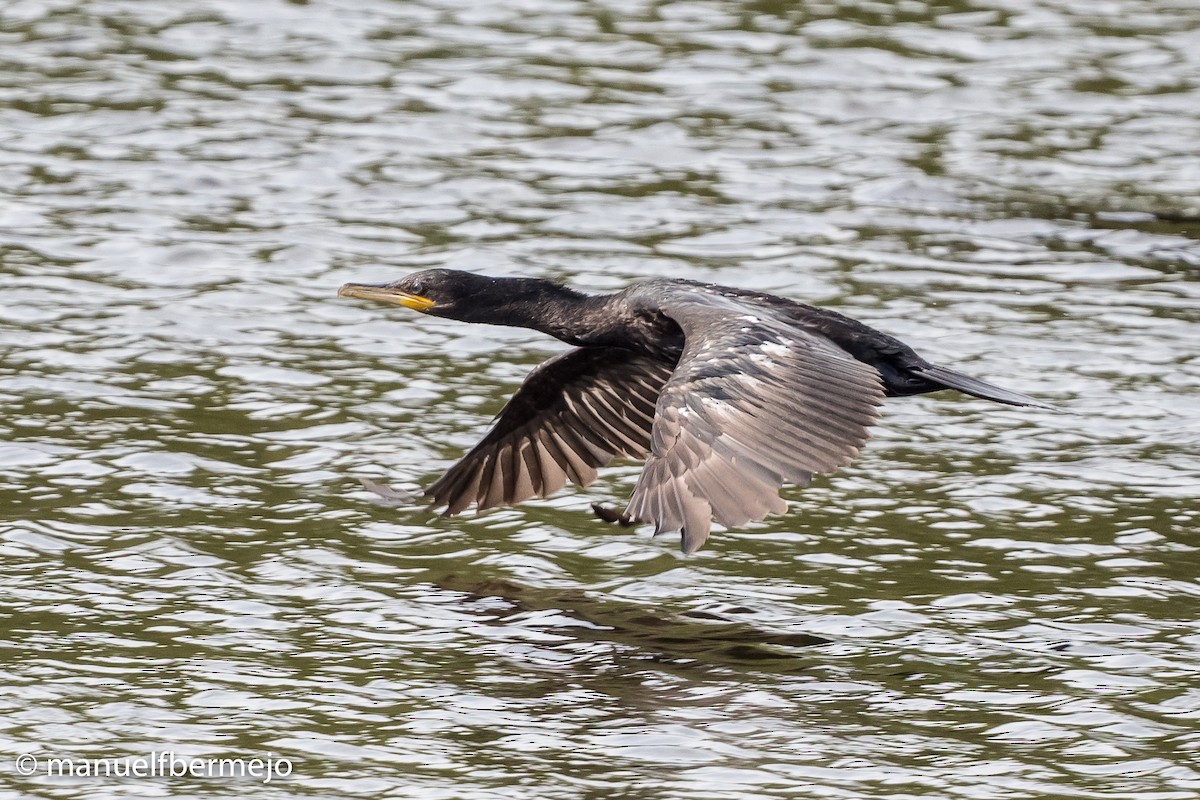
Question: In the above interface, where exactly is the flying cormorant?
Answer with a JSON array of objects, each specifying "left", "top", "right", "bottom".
[{"left": 339, "top": 269, "right": 1057, "bottom": 553}]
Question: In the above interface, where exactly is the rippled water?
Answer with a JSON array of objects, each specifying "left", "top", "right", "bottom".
[{"left": 2, "top": 0, "right": 1199, "bottom": 796}]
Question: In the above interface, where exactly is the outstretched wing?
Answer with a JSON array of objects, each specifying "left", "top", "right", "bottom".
[
  {"left": 623, "top": 290, "right": 885, "bottom": 553},
  {"left": 426, "top": 346, "right": 674, "bottom": 515}
]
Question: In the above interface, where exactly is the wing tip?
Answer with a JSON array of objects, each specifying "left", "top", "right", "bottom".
[{"left": 679, "top": 525, "right": 710, "bottom": 554}]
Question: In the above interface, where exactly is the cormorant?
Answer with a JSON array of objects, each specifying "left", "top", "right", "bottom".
[{"left": 338, "top": 269, "right": 1057, "bottom": 553}]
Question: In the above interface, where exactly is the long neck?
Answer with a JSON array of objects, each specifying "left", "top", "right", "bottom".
[{"left": 500, "top": 282, "right": 619, "bottom": 346}]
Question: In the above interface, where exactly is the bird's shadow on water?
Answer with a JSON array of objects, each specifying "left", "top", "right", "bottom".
[
  {"left": 429, "top": 570, "right": 830, "bottom": 673},
  {"left": 351, "top": 477, "right": 834, "bottom": 672}
]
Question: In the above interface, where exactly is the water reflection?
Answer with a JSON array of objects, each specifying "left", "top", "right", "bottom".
[{"left": 2, "top": 0, "right": 1198, "bottom": 797}]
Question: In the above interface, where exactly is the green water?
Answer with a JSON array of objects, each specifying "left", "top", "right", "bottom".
[{"left": 2, "top": 0, "right": 1198, "bottom": 797}]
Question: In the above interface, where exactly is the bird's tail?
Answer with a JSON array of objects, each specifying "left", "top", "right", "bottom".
[{"left": 914, "top": 364, "right": 1063, "bottom": 411}]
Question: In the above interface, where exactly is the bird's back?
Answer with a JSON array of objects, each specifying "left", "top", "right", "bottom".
[{"left": 619, "top": 278, "right": 934, "bottom": 396}]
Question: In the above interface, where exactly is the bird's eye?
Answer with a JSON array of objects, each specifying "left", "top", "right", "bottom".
[{"left": 410, "top": 281, "right": 425, "bottom": 296}]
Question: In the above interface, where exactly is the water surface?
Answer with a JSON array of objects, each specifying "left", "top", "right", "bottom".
[{"left": 2, "top": 0, "right": 1199, "bottom": 797}]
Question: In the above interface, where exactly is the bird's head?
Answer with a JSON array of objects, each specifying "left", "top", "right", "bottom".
[
  {"left": 338, "top": 269, "right": 585, "bottom": 327},
  {"left": 338, "top": 269, "right": 498, "bottom": 320}
]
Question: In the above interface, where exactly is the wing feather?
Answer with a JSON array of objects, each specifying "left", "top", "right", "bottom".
[
  {"left": 425, "top": 347, "right": 675, "bottom": 514},
  {"left": 624, "top": 289, "right": 885, "bottom": 553}
]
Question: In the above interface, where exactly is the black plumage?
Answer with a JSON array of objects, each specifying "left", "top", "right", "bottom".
[{"left": 339, "top": 269, "right": 1057, "bottom": 553}]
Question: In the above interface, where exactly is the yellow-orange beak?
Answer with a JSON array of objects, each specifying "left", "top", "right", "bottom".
[{"left": 337, "top": 283, "right": 435, "bottom": 312}]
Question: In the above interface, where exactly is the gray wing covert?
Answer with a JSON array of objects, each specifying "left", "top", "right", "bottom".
[
  {"left": 426, "top": 346, "right": 673, "bottom": 514},
  {"left": 623, "top": 290, "right": 885, "bottom": 553}
]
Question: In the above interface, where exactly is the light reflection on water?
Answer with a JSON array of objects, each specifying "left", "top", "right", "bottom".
[{"left": 2, "top": 0, "right": 1199, "bottom": 797}]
